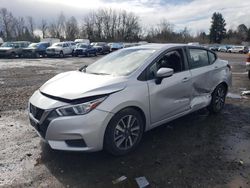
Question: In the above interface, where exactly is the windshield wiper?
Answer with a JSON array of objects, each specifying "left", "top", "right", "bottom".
[
  {"left": 89, "top": 72, "right": 110, "bottom": 75},
  {"left": 79, "top": 65, "right": 88, "bottom": 72}
]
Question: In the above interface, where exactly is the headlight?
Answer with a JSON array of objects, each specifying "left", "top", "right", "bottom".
[{"left": 56, "top": 96, "right": 107, "bottom": 116}]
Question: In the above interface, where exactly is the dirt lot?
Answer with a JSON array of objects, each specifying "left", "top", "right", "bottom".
[{"left": 0, "top": 52, "right": 250, "bottom": 188}]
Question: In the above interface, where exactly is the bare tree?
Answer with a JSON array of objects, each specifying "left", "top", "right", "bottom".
[
  {"left": 40, "top": 19, "right": 48, "bottom": 38},
  {"left": 0, "top": 8, "right": 15, "bottom": 40},
  {"left": 82, "top": 8, "right": 140, "bottom": 42},
  {"left": 27, "top": 16, "right": 35, "bottom": 37},
  {"left": 65, "top": 16, "right": 79, "bottom": 40},
  {"left": 48, "top": 22, "right": 57, "bottom": 38},
  {"left": 14, "top": 17, "right": 26, "bottom": 40}
]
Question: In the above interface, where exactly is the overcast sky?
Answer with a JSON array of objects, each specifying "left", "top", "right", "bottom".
[{"left": 1, "top": 0, "right": 250, "bottom": 34}]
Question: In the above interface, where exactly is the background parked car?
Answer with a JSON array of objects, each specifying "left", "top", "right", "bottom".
[
  {"left": 74, "top": 39, "right": 90, "bottom": 45},
  {"left": 246, "top": 52, "right": 250, "bottom": 79},
  {"left": 46, "top": 42, "right": 72, "bottom": 57},
  {"left": 74, "top": 43, "right": 97, "bottom": 57},
  {"left": 0, "top": 41, "right": 30, "bottom": 58},
  {"left": 0, "top": 37, "right": 4, "bottom": 46},
  {"left": 41, "top": 38, "right": 60, "bottom": 45},
  {"left": 209, "top": 45, "right": 219, "bottom": 51},
  {"left": 22, "top": 42, "right": 50, "bottom": 58},
  {"left": 91, "top": 42, "right": 110, "bottom": 54},
  {"left": 218, "top": 46, "right": 228, "bottom": 52},
  {"left": 65, "top": 41, "right": 76, "bottom": 54},
  {"left": 228, "top": 46, "right": 248, "bottom": 54},
  {"left": 109, "top": 42, "right": 124, "bottom": 51}
]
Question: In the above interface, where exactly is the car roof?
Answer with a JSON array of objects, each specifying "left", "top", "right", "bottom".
[{"left": 128, "top": 43, "right": 192, "bottom": 50}]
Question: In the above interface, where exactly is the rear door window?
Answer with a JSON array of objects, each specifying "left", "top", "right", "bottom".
[{"left": 188, "top": 48, "right": 210, "bottom": 69}]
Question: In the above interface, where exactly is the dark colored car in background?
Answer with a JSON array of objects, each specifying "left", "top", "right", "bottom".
[
  {"left": 22, "top": 42, "right": 50, "bottom": 58},
  {"left": 108, "top": 42, "right": 124, "bottom": 52},
  {"left": 0, "top": 41, "right": 30, "bottom": 58},
  {"left": 91, "top": 42, "right": 110, "bottom": 54},
  {"left": 74, "top": 43, "right": 97, "bottom": 57}
]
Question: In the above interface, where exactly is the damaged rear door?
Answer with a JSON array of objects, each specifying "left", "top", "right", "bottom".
[{"left": 186, "top": 47, "right": 216, "bottom": 109}]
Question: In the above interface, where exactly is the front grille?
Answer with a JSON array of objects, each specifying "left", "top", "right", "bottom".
[
  {"left": 29, "top": 104, "right": 59, "bottom": 139},
  {"left": 23, "top": 49, "right": 32, "bottom": 53},
  {"left": 76, "top": 49, "right": 83, "bottom": 53},
  {"left": 30, "top": 103, "right": 45, "bottom": 121},
  {"left": 47, "top": 49, "right": 55, "bottom": 52}
]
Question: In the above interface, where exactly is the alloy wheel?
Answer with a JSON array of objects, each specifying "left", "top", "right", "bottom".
[
  {"left": 114, "top": 115, "right": 140, "bottom": 150},
  {"left": 214, "top": 87, "right": 226, "bottom": 111}
]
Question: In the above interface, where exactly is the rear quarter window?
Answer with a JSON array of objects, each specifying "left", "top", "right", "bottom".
[
  {"left": 208, "top": 51, "right": 217, "bottom": 64},
  {"left": 188, "top": 48, "right": 210, "bottom": 69}
]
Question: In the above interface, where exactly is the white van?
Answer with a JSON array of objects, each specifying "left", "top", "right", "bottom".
[{"left": 74, "top": 39, "right": 90, "bottom": 45}]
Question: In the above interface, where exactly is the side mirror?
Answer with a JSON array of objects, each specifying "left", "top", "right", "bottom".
[{"left": 155, "top": 68, "right": 174, "bottom": 84}]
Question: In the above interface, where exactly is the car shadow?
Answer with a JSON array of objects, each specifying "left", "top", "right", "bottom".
[{"left": 39, "top": 103, "right": 250, "bottom": 188}]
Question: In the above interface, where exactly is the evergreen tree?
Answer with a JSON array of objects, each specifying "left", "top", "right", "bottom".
[{"left": 209, "top": 12, "right": 226, "bottom": 43}]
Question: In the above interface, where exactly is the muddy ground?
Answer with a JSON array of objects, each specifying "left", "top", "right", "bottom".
[{"left": 0, "top": 53, "right": 250, "bottom": 188}]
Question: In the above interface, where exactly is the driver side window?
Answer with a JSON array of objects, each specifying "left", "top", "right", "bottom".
[{"left": 148, "top": 49, "right": 184, "bottom": 79}]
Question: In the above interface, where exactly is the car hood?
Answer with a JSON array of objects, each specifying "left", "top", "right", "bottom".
[
  {"left": 39, "top": 71, "right": 127, "bottom": 100},
  {"left": 23, "top": 47, "right": 36, "bottom": 50},
  {"left": 76, "top": 48, "right": 87, "bottom": 50},
  {"left": 47, "top": 47, "right": 61, "bottom": 50},
  {"left": 0, "top": 47, "right": 13, "bottom": 50}
]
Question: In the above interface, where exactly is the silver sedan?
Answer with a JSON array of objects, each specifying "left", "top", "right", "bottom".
[{"left": 28, "top": 44, "right": 232, "bottom": 155}]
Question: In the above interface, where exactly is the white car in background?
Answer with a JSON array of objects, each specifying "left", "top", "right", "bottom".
[
  {"left": 46, "top": 42, "right": 73, "bottom": 57},
  {"left": 74, "top": 39, "right": 90, "bottom": 45},
  {"left": 227, "top": 46, "right": 248, "bottom": 54}
]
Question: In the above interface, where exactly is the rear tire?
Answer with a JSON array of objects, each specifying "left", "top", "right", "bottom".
[
  {"left": 35, "top": 52, "right": 40, "bottom": 58},
  {"left": 10, "top": 52, "right": 16, "bottom": 58},
  {"left": 208, "top": 84, "right": 227, "bottom": 114},
  {"left": 59, "top": 51, "right": 64, "bottom": 58},
  {"left": 104, "top": 108, "right": 144, "bottom": 156}
]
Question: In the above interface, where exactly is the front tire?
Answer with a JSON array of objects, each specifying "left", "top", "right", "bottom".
[
  {"left": 104, "top": 108, "right": 144, "bottom": 156},
  {"left": 208, "top": 84, "right": 227, "bottom": 114}
]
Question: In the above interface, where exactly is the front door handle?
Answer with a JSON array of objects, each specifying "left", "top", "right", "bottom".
[{"left": 182, "top": 77, "right": 189, "bottom": 82}]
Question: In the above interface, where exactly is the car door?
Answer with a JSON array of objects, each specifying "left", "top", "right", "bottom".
[
  {"left": 186, "top": 47, "right": 216, "bottom": 109},
  {"left": 147, "top": 48, "right": 192, "bottom": 124},
  {"left": 63, "top": 43, "right": 71, "bottom": 54}
]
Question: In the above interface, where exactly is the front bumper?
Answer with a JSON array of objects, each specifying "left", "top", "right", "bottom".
[
  {"left": 46, "top": 51, "right": 60, "bottom": 56},
  {"left": 28, "top": 91, "right": 113, "bottom": 152},
  {"left": 75, "top": 50, "right": 87, "bottom": 56}
]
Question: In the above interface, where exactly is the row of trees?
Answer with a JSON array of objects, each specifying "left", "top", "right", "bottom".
[{"left": 0, "top": 7, "right": 249, "bottom": 44}]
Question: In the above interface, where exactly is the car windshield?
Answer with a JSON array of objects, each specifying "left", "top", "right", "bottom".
[
  {"left": 77, "top": 44, "right": 88, "bottom": 48},
  {"left": 1, "top": 42, "right": 14, "bottom": 47},
  {"left": 52, "top": 43, "right": 63, "bottom": 47},
  {"left": 28, "top": 43, "right": 38, "bottom": 47},
  {"left": 85, "top": 48, "right": 156, "bottom": 76}
]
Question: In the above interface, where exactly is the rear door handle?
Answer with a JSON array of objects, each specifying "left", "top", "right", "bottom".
[
  {"left": 182, "top": 77, "right": 190, "bottom": 82},
  {"left": 214, "top": 66, "right": 219, "bottom": 69}
]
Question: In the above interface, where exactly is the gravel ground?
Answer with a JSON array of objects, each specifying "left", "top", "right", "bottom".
[{"left": 0, "top": 53, "right": 250, "bottom": 188}]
